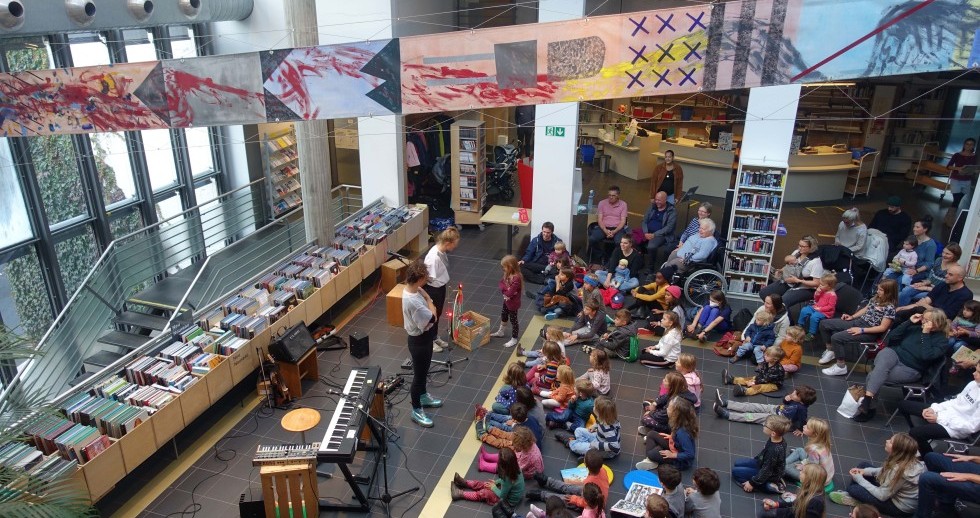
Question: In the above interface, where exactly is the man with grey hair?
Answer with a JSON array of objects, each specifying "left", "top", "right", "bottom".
[
  {"left": 835, "top": 207, "right": 867, "bottom": 253},
  {"left": 894, "top": 263, "right": 973, "bottom": 324}
]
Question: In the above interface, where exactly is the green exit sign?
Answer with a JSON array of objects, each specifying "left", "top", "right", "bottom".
[{"left": 545, "top": 126, "right": 566, "bottom": 137}]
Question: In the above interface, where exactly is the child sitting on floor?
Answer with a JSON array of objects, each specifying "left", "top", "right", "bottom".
[
  {"left": 529, "top": 449, "right": 609, "bottom": 511},
  {"left": 778, "top": 326, "right": 804, "bottom": 374},
  {"left": 540, "top": 365, "right": 576, "bottom": 409},
  {"left": 640, "top": 371, "right": 698, "bottom": 435},
  {"left": 544, "top": 241, "right": 570, "bottom": 276},
  {"left": 684, "top": 467, "right": 722, "bottom": 518},
  {"left": 798, "top": 273, "right": 837, "bottom": 341},
  {"left": 478, "top": 425, "right": 543, "bottom": 479},
  {"left": 520, "top": 326, "right": 567, "bottom": 365},
  {"left": 733, "top": 415, "right": 791, "bottom": 494},
  {"left": 783, "top": 417, "right": 835, "bottom": 487},
  {"left": 564, "top": 301, "right": 608, "bottom": 346},
  {"left": 638, "top": 311, "right": 682, "bottom": 368},
  {"left": 545, "top": 378, "right": 595, "bottom": 431},
  {"left": 478, "top": 402, "right": 544, "bottom": 448},
  {"left": 685, "top": 290, "right": 732, "bottom": 342},
  {"left": 657, "top": 465, "right": 685, "bottom": 518},
  {"left": 488, "top": 362, "right": 526, "bottom": 415},
  {"left": 591, "top": 309, "right": 639, "bottom": 359},
  {"left": 761, "top": 464, "right": 827, "bottom": 518},
  {"left": 542, "top": 268, "right": 577, "bottom": 320},
  {"left": 556, "top": 396, "right": 621, "bottom": 458},
  {"left": 670, "top": 353, "right": 703, "bottom": 409},
  {"left": 526, "top": 341, "right": 564, "bottom": 392},
  {"left": 576, "top": 347, "right": 611, "bottom": 395},
  {"left": 452, "top": 447, "right": 524, "bottom": 511},
  {"left": 732, "top": 309, "right": 776, "bottom": 364},
  {"left": 713, "top": 385, "right": 816, "bottom": 434},
  {"left": 723, "top": 346, "right": 786, "bottom": 396},
  {"left": 636, "top": 397, "right": 698, "bottom": 472}
]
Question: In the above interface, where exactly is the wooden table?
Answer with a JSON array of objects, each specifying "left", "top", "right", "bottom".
[
  {"left": 281, "top": 407, "right": 321, "bottom": 444},
  {"left": 480, "top": 205, "right": 532, "bottom": 256},
  {"left": 278, "top": 347, "right": 319, "bottom": 399}
]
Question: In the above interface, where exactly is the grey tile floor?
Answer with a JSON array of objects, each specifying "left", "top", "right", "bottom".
[{"left": 124, "top": 167, "right": 967, "bottom": 517}]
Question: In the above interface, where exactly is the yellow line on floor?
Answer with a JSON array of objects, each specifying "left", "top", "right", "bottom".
[{"left": 421, "top": 315, "right": 549, "bottom": 516}]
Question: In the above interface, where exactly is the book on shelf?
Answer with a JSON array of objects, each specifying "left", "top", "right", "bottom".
[{"left": 739, "top": 169, "right": 785, "bottom": 188}]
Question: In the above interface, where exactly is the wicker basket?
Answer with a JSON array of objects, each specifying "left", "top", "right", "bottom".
[{"left": 455, "top": 311, "right": 490, "bottom": 350}]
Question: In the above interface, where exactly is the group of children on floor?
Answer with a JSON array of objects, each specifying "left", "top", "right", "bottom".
[{"left": 476, "top": 249, "right": 962, "bottom": 518}]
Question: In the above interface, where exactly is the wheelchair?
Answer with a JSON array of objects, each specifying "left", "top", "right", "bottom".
[{"left": 665, "top": 239, "right": 729, "bottom": 308}]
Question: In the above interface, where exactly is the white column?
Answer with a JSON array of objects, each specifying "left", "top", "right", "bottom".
[
  {"left": 359, "top": 115, "right": 405, "bottom": 207},
  {"left": 531, "top": 0, "right": 586, "bottom": 243}
]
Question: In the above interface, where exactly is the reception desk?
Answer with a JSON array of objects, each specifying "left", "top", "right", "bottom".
[
  {"left": 654, "top": 138, "right": 736, "bottom": 198},
  {"left": 602, "top": 134, "right": 661, "bottom": 181},
  {"left": 786, "top": 150, "right": 856, "bottom": 202}
]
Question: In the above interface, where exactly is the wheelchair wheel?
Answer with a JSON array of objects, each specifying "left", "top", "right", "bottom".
[{"left": 683, "top": 269, "right": 726, "bottom": 307}]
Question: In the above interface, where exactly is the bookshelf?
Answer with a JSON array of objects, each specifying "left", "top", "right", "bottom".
[
  {"left": 960, "top": 184, "right": 980, "bottom": 280},
  {"left": 725, "top": 162, "right": 789, "bottom": 299},
  {"left": 0, "top": 203, "right": 430, "bottom": 504},
  {"left": 262, "top": 126, "right": 302, "bottom": 217},
  {"left": 451, "top": 120, "right": 487, "bottom": 226},
  {"left": 629, "top": 93, "right": 738, "bottom": 140},
  {"left": 796, "top": 85, "right": 874, "bottom": 148},
  {"left": 882, "top": 84, "right": 947, "bottom": 175}
]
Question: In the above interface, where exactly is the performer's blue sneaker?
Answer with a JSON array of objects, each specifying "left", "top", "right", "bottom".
[
  {"left": 411, "top": 408, "right": 433, "bottom": 427},
  {"left": 420, "top": 393, "right": 443, "bottom": 408}
]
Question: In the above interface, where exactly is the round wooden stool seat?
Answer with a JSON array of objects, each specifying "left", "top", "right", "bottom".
[{"left": 281, "top": 408, "right": 320, "bottom": 444}]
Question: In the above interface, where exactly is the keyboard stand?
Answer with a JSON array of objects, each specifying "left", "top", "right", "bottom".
[{"left": 318, "top": 406, "right": 384, "bottom": 512}]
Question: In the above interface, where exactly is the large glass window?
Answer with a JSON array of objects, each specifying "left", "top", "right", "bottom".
[
  {"left": 124, "top": 29, "right": 156, "bottom": 62},
  {"left": 194, "top": 177, "right": 219, "bottom": 205},
  {"left": 108, "top": 207, "right": 144, "bottom": 241},
  {"left": 0, "top": 139, "right": 33, "bottom": 248},
  {"left": 54, "top": 226, "right": 99, "bottom": 297},
  {"left": 0, "top": 246, "right": 53, "bottom": 339},
  {"left": 186, "top": 126, "right": 216, "bottom": 177},
  {"left": 155, "top": 195, "right": 184, "bottom": 228},
  {"left": 143, "top": 129, "right": 180, "bottom": 191},
  {"left": 168, "top": 26, "right": 198, "bottom": 59},
  {"left": 68, "top": 34, "right": 109, "bottom": 67}
]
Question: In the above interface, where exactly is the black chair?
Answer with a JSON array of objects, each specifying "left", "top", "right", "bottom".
[{"left": 586, "top": 218, "right": 629, "bottom": 265}]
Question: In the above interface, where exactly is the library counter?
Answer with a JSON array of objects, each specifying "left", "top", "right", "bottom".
[
  {"left": 654, "top": 138, "right": 736, "bottom": 198},
  {"left": 786, "top": 150, "right": 856, "bottom": 202},
  {"left": 601, "top": 133, "right": 661, "bottom": 181}
]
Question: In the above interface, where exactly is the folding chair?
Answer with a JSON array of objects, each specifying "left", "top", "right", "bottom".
[
  {"left": 945, "top": 430, "right": 980, "bottom": 454},
  {"left": 845, "top": 330, "right": 888, "bottom": 381},
  {"left": 881, "top": 357, "right": 947, "bottom": 426}
]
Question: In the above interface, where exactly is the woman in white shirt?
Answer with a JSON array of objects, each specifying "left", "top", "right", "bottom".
[
  {"left": 423, "top": 227, "right": 460, "bottom": 352},
  {"left": 759, "top": 235, "right": 824, "bottom": 309}
]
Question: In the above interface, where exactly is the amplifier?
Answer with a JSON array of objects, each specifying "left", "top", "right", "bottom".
[
  {"left": 269, "top": 322, "right": 315, "bottom": 363},
  {"left": 349, "top": 332, "right": 369, "bottom": 358}
]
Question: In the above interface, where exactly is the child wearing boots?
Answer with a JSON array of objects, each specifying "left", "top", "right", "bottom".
[
  {"left": 478, "top": 425, "right": 543, "bottom": 479},
  {"left": 722, "top": 346, "right": 786, "bottom": 396},
  {"left": 478, "top": 402, "right": 544, "bottom": 448}
]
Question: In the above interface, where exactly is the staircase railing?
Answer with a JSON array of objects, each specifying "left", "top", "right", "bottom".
[{"left": 2, "top": 179, "right": 269, "bottom": 401}]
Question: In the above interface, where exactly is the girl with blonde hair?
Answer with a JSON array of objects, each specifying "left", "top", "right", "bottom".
[{"left": 784, "top": 418, "right": 835, "bottom": 488}]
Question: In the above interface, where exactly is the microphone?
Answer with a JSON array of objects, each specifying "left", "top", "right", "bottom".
[{"left": 387, "top": 250, "right": 410, "bottom": 264}]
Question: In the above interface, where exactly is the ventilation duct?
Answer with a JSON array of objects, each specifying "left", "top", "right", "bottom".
[
  {"left": 0, "top": 1, "right": 24, "bottom": 30},
  {"left": 127, "top": 0, "right": 154, "bottom": 22},
  {"left": 65, "top": 0, "right": 96, "bottom": 27},
  {"left": 0, "top": 0, "right": 252, "bottom": 35}
]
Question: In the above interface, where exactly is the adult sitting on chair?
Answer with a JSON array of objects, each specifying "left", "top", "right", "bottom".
[
  {"left": 596, "top": 235, "right": 642, "bottom": 293},
  {"left": 641, "top": 191, "right": 677, "bottom": 272},
  {"left": 897, "top": 363, "right": 980, "bottom": 455},
  {"left": 660, "top": 218, "right": 717, "bottom": 280},
  {"left": 917, "top": 451, "right": 980, "bottom": 517},
  {"left": 519, "top": 221, "right": 563, "bottom": 285},
  {"left": 588, "top": 185, "right": 628, "bottom": 264},
  {"left": 849, "top": 308, "right": 949, "bottom": 423},
  {"left": 869, "top": 196, "right": 913, "bottom": 258},
  {"left": 673, "top": 202, "right": 712, "bottom": 253},
  {"left": 898, "top": 243, "right": 961, "bottom": 307},
  {"left": 894, "top": 264, "right": 972, "bottom": 324},
  {"left": 818, "top": 279, "right": 897, "bottom": 376},
  {"left": 883, "top": 216, "right": 936, "bottom": 286},
  {"left": 835, "top": 208, "right": 868, "bottom": 254},
  {"left": 759, "top": 235, "right": 824, "bottom": 309}
]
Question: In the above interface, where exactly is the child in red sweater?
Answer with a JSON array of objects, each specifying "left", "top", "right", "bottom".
[{"left": 798, "top": 273, "right": 837, "bottom": 341}]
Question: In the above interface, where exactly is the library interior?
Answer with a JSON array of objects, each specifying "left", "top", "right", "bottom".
[{"left": 1, "top": 2, "right": 980, "bottom": 518}]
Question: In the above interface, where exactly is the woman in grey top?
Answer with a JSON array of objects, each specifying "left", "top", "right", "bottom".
[{"left": 402, "top": 260, "right": 443, "bottom": 428}]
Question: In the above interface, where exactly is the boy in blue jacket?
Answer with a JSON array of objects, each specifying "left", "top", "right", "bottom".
[{"left": 731, "top": 310, "right": 776, "bottom": 364}]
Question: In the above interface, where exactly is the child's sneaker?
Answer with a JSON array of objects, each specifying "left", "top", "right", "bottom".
[
  {"left": 829, "top": 491, "right": 858, "bottom": 507},
  {"left": 804, "top": 333, "right": 815, "bottom": 342},
  {"left": 544, "top": 312, "right": 558, "bottom": 321},
  {"left": 516, "top": 345, "right": 526, "bottom": 357}
]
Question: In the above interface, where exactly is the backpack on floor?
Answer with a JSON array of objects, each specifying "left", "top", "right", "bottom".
[
  {"left": 731, "top": 307, "right": 754, "bottom": 331},
  {"left": 625, "top": 335, "right": 640, "bottom": 363}
]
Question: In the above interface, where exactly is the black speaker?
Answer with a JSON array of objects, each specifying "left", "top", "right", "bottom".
[
  {"left": 349, "top": 332, "right": 369, "bottom": 358},
  {"left": 238, "top": 493, "right": 264, "bottom": 518},
  {"left": 269, "top": 323, "right": 315, "bottom": 363}
]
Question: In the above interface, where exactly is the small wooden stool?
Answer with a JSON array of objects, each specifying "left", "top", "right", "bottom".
[
  {"left": 281, "top": 408, "right": 320, "bottom": 444},
  {"left": 260, "top": 462, "right": 319, "bottom": 518}
]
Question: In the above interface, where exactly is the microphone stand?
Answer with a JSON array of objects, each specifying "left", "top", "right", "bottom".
[{"left": 355, "top": 400, "right": 417, "bottom": 517}]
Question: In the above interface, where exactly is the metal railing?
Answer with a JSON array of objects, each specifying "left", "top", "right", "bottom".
[
  {"left": 331, "top": 184, "right": 363, "bottom": 221},
  {"left": 2, "top": 179, "right": 269, "bottom": 401}
]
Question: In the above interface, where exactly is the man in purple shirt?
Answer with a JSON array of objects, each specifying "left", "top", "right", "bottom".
[{"left": 588, "top": 186, "right": 628, "bottom": 264}]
